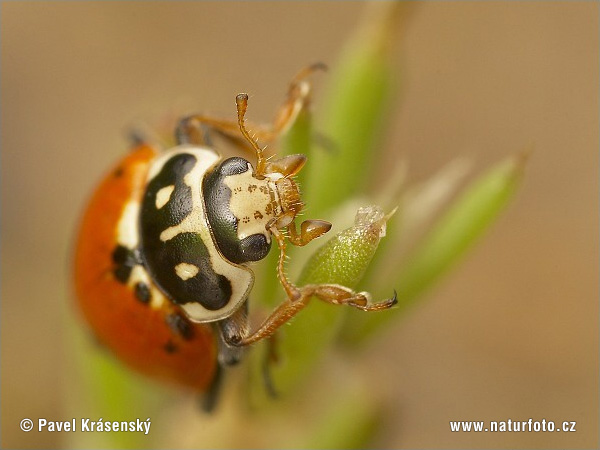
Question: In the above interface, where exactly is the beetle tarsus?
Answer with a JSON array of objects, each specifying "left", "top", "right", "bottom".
[
  {"left": 262, "top": 336, "right": 280, "bottom": 399},
  {"left": 390, "top": 289, "right": 398, "bottom": 306},
  {"left": 199, "top": 364, "right": 224, "bottom": 413}
]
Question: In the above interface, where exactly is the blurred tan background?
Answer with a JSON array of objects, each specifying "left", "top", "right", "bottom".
[{"left": 1, "top": 1, "right": 597, "bottom": 449}]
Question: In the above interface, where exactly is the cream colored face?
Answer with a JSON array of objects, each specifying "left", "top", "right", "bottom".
[{"left": 223, "top": 167, "right": 281, "bottom": 244}]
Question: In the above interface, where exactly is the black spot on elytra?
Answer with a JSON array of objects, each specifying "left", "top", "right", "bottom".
[
  {"left": 113, "top": 167, "right": 124, "bottom": 178},
  {"left": 164, "top": 340, "right": 178, "bottom": 353},
  {"left": 134, "top": 282, "right": 151, "bottom": 304},
  {"left": 113, "top": 265, "right": 131, "bottom": 284},
  {"left": 111, "top": 245, "right": 142, "bottom": 284},
  {"left": 165, "top": 312, "right": 195, "bottom": 340}
]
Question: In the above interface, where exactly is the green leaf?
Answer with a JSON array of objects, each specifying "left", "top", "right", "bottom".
[
  {"left": 303, "top": 3, "right": 412, "bottom": 217},
  {"left": 342, "top": 154, "right": 526, "bottom": 344},
  {"left": 362, "top": 158, "right": 473, "bottom": 290}
]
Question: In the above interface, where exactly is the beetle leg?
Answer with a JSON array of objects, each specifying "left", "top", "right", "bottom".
[
  {"left": 176, "top": 64, "right": 325, "bottom": 169},
  {"left": 228, "top": 225, "right": 396, "bottom": 346},
  {"left": 231, "top": 295, "right": 311, "bottom": 346},
  {"left": 233, "top": 63, "right": 326, "bottom": 177},
  {"left": 217, "top": 303, "right": 280, "bottom": 398},
  {"left": 270, "top": 62, "right": 327, "bottom": 137},
  {"left": 269, "top": 223, "right": 299, "bottom": 300},
  {"left": 199, "top": 364, "right": 224, "bottom": 413},
  {"left": 234, "top": 62, "right": 327, "bottom": 145},
  {"left": 262, "top": 335, "right": 280, "bottom": 398},
  {"left": 216, "top": 302, "right": 248, "bottom": 365},
  {"left": 175, "top": 115, "right": 244, "bottom": 146},
  {"left": 174, "top": 111, "right": 267, "bottom": 152},
  {"left": 232, "top": 285, "right": 396, "bottom": 346},
  {"left": 175, "top": 116, "right": 216, "bottom": 146}
]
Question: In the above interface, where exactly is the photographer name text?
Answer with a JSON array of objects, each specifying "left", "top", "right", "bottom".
[{"left": 21, "top": 418, "right": 151, "bottom": 434}]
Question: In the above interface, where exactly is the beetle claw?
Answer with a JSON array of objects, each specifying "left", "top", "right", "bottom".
[{"left": 390, "top": 289, "right": 398, "bottom": 306}]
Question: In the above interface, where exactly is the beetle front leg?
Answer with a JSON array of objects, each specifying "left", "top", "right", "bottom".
[
  {"left": 174, "top": 108, "right": 271, "bottom": 152},
  {"left": 176, "top": 115, "right": 237, "bottom": 146},
  {"left": 236, "top": 62, "right": 327, "bottom": 145},
  {"left": 231, "top": 284, "right": 396, "bottom": 347},
  {"left": 216, "top": 302, "right": 248, "bottom": 365},
  {"left": 177, "top": 63, "right": 325, "bottom": 167},
  {"left": 270, "top": 62, "right": 327, "bottom": 136},
  {"left": 228, "top": 224, "right": 396, "bottom": 346}
]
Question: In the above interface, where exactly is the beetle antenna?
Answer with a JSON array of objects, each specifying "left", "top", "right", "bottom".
[{"left": 236, "top": 94, "right": 266, "bottom": 178}]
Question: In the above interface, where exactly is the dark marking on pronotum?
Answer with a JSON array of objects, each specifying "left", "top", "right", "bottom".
[
  {"left": 111, "top": 245, "right": 142, "bottom": 284},
  {"left": 165, "top": 312, "right": 195, "bottom": 340},
  {"left": 203, "top": 157, "right": 271, "bottom": 264},
  {"left": 164, "top": 340, "right": 178, "bottom": 354},
  {"left": 140, "top": 153, "right": 232, "bottom": 311},
  {"left": 134, "top": 282, "right": 151, "bottom": 304},
  {"left": 142, "top": 153, "right": 195, "bottom": 229}
]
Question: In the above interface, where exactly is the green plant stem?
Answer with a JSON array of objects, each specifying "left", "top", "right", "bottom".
[{"left": 303, "top": 3, "right": 412, "bottom": 217}]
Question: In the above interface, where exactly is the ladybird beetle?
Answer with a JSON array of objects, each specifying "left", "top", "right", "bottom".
[{"left": 74, "top": 65, "right": 396, "bottom": 407}]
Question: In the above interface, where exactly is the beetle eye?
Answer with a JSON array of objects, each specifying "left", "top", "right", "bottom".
[
  {"left": 216, "top": 157, "right": 252, "bottom": 176},
  {"left": 239, "top": 234, "right": 271, "bottom": 262}
]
